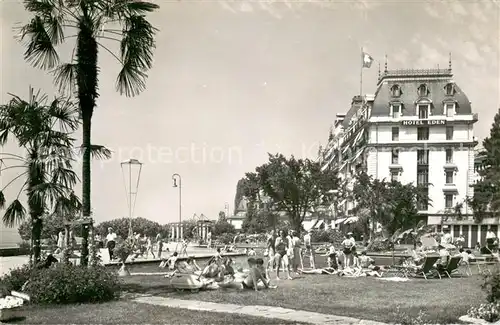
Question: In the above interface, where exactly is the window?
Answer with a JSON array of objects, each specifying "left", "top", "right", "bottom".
[
  {"left": 445, "top": 83, "right": 455, "bottom": 96},
  {"left": 391, "top": 149, "right": 399, "bottom": 164},
  {"left": 417, "top": 127, "right": 429, "bottom": 140},
  {"left": 391, "top": 104, "right": 401, "bottom": 118},
  {"left": 446, "top": 103, "right": 455, "bottom": 117},
  {"left": 446, "top": 149, "right": 453, "bottom": 163},
  {"left": 391, "top": 171, "right": 399, "bottom": 182},
  {"left": 418, "top": 105, "right": 429, "bottom": 119},
  {"left": 417, "top": 166, "right": 429, "bottom": 185},
  {"left": 445, "top": 171, "right": 454, "bottom": 184},
  {"left": 418, "top": 84, "right": 428, "bottom": 97},
  {"left": 391, "top": 85, "right": 402, "bottom": 97},
  {"left": 417, "top": 150, "right": 429, "bottom": 165},
  {"left": 445, "top": 194, "right": 453, "bottom": 208},
  {"left": 446, "top": 126, "right": 454, "bottom": 140},
  {"left": 392, "top": 127, "right": 399, "bottom": 141}
]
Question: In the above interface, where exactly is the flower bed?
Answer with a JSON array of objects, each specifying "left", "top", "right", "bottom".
[{"left": 0, "top": 296, "right": 24, "bottom": 322}]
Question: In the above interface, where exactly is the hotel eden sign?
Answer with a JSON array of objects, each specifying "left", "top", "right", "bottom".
[{"left": 401, "top": 120, "right": 447, "bottom": 126}]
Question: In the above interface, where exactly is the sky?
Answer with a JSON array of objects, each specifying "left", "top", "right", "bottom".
[{"left": 0, "top": 0, "right": 499, "bottom": 242}]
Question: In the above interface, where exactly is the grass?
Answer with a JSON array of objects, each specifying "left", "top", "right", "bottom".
[
  {"left": 121, "top": 267, "right": 487, "bottom": 324},
  {"left": 13, "top": 301, "right": 306, "bottom": 324}
]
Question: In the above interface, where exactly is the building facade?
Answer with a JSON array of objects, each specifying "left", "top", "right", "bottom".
[{"left": 319, "top": 64, "right": 494, "bottom": 247}]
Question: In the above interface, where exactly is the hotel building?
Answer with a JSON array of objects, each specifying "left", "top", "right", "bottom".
[{"left": 319, "top": 63, "right": 495, "bottom": 247}]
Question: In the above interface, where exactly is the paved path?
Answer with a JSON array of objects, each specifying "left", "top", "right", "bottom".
[{"left": 133, "top": 295, "right": 388, "bottom": 325}]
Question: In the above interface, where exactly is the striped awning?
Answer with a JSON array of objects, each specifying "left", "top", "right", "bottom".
[
  {"left": 351, "top": 147, "right": 365, "bottom": 162},
  {"left": 335, "top": 218, "right": 347, "bottom": 224}
]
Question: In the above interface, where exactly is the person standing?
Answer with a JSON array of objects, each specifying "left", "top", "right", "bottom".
[
  {"left": 303, "top": 229, "right": 315, "bottom": 269},
  {"left": 55, "top": 231, "right": 64, "bottom": 254},
  {"left": 207, "top": 231, "right": 212, "bottom": 249},
  {"left": 146, "top": 236, "right": 155, "bottom": 259},
  {"left": 486, "top": 227, "right": 497, "bottom": 251},
  {"left": 291, "top": 230, "right": 302, "bottom": 274},
  {"left": 106, "top": 227, "right": 117, "bottom": 261},
  {"left": 156, "top": 233, "right": 163, "bottom": 259},
  {"left": 275, "top": 230, "right": 292, "bottom": 280},
  {"left": 266, "top": 230, "right": 276, "bottom": 271},
  {"left": 341, "top": 233, "right": 356, "bottom": 268}
]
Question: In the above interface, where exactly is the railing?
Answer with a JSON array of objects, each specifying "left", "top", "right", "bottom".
[{"left": 379, "top": 68, "right": 452, "bottom": 79}]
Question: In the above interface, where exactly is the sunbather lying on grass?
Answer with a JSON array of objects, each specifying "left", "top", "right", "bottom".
[{"left": 301, "top": 267, "right": 338, "bottom": 275}]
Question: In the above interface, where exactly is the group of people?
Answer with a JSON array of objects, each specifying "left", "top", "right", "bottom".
[
  {"left": 160, "top": 247, "right": 275, "bottom": 291},
  {"left": 262, "top": 229, "right": 384, "bottom": 278}
]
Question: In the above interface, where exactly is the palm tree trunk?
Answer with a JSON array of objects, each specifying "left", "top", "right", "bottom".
[
  {"left": 77, "top": 18, "right": 98, "bottom": 267},
  {"left": 31, "top": 216, "right": 42, "bottom": 263}
]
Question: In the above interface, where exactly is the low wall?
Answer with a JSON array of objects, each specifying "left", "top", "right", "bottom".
[{"left": 0, "top": 247, "right": 29, "bottom": 257}]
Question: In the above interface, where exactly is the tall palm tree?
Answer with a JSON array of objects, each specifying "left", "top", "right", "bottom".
[
  {"left": 18, "top": 0, "right": 159, "bottom": 265},
  {"left": 0, "top": 88, "right": 82, "bottom": 263}
]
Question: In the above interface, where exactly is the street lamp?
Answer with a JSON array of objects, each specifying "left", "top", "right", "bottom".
[
  {"left": 121, "top": 159, "right": 143, "bottom": 239},
  {"left": 172, "top": 173, "right": 182, "bottom": 240}
]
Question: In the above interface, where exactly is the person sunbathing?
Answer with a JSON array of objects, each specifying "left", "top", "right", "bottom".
[
  {"left": 301, "top": 267, "right": 337, "bottom": 275},
  {"left": 356, "top": 251, "right": 384, "bottom": 277}
]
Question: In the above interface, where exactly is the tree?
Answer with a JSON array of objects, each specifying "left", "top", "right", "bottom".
[
  {"left": 252, "top": 153, "right": 339, "bottom": 234},
  {"left": 212, "top": 219, "right": 236, "bottom": 238},
  {"left": 18, "top": 212, "right": 81, "bottom": 241},
  {"left": 0, "top": 89, "right": 81, "bottom": 262},
  {"left": 241, "top": 208, "right": 275, "bottom": 234},
  {"left": 470, "top": 108, "right": 500, "bottom": 220},
  {"left": 18, "top": 0, "right": 159, "bottom": 265},
  {"left": 351, "top": 172, "right": 391, "bottom": 241},
  {"left": 384, "top": 181, "right": 429, "bottom": 236},
  {"left": 95, "top": 217, "right": 163, "bottom": 239},
  {"left": 218, "top": 211, "right": 226, "bottom": 223}
]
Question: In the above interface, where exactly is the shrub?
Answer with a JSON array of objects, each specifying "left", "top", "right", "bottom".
[
  {"left": 114, "top": 241, "right": 133, "bottom": 263},
  {"left": 215, "top": 233, "right": 235, "bottom": 245},
  {"left": 0, "top": 264, "right": 33, "bottom": 296},
  {"left": 392, "top": 307, "right": 428, "bottom": 325},
  {"left": 482, "top": 267, "right": 500, "bottom": 303},
  {"left": 310, "top": 229, "right": 343, "bottom": 247},
  {"left": 468, "top": 302, "right": 500, "bottom": 322},
  {"left": 24, "top": 264, "right": 120, "bottom": 304}
]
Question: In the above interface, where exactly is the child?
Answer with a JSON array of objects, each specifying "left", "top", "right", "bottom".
[
  {"left": 241, "top": 258, "right": 273, "bottom": 291},
  {"left": 323, "top": 243, "right": 338, "bottom": 269}
]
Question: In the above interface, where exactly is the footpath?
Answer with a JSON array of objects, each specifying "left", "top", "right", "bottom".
[{"left": 133, "top": 295, "right": 389, "bottom": 325}]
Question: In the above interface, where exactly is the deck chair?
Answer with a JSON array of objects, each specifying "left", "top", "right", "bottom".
[
  {"left": 440, "top": 256, "right": 462, "bottom": 278},
  {"left": 411, "top": 256, "right": 440, "bottom": 280}
]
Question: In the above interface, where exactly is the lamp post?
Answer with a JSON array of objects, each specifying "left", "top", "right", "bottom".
[
  {"left": 172, "top": 173, "right": 182, "bottom": 241},
  {"left": 121, "top": 159, "right": 143, "bottom": 239}
]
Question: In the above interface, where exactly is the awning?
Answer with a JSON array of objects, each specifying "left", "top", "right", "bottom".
[{"left": 351, "top": 147, "right": 365, "bottom": 162}]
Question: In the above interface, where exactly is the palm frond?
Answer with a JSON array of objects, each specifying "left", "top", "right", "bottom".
[
  {"left": 29, "top": 182, "right": 66, "bottom": 207},
  {"left": 20, "top": 16, "right": 60, "bottom": 69},
  {"left": 47, "top": 96, "right": 80, "bottom": 132},
  {"left": 2, "top": 199, "right": 27, "bottom": 227},
  {"left": 101, "top": 0, "right": 159, "bottom": 19},
  {"left": 116, "top": 15, "right": 157, "bottom": 96},
  {"left": 79, "top": 144, "right": 112, "bottom": 160},
  {"left": 52, "top": 191, "right": 82, "bottom": 217},
  {"left": 53, "top": 63, "right": 78, "bottom": 96},
  {"left": 51, "top": 166, "right": 79, "bottom": 188},
  {"left": 0, "top": 191, "right": 5, "bottom": 209}
]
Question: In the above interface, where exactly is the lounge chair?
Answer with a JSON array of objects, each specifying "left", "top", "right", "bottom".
[
  {"left": 440, "top": 256, "right": 462, "bottom": 278},
  {"left": 410, "top": 256, "right": 440, "bottom": 280}
]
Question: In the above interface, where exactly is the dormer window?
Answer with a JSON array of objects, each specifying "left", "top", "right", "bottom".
[
  {"left": 445, "top": 83, "right": 455, "bottom": 96},
  {"left": 417, "top": 84, "right": 428, "bottom": 97},
  {"left": 418, "top": 104, "right": 430, "bottom": 119},
  {"left": 390, "top": 103, "right": 402, "bottom": 118},
  {"left": 390, "top": 84, "right": 402, "bottom": 97}
]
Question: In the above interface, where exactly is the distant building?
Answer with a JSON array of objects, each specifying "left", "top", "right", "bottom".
[{"left": 319, "top": 62, "right": 494, "bottom": 247}]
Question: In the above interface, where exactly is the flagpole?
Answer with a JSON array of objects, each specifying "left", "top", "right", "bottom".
[{"left": 360, "top": 47, "right": 363, "bottom": 96}]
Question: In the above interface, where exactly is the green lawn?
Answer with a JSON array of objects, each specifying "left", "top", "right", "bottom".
[
  {"left": 15, "top": 301, "right": 305, "bottom": 324},
  {"left": 121, "top": 272, "right": 485, "bottom": 324}
]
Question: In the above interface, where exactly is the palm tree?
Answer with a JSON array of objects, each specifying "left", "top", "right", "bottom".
[
  {"left": 18, "top": 0, "right": 159, "bottom": 265},
  {"left": 0, "top": 88, "right": 82, "bottom": 263}
]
